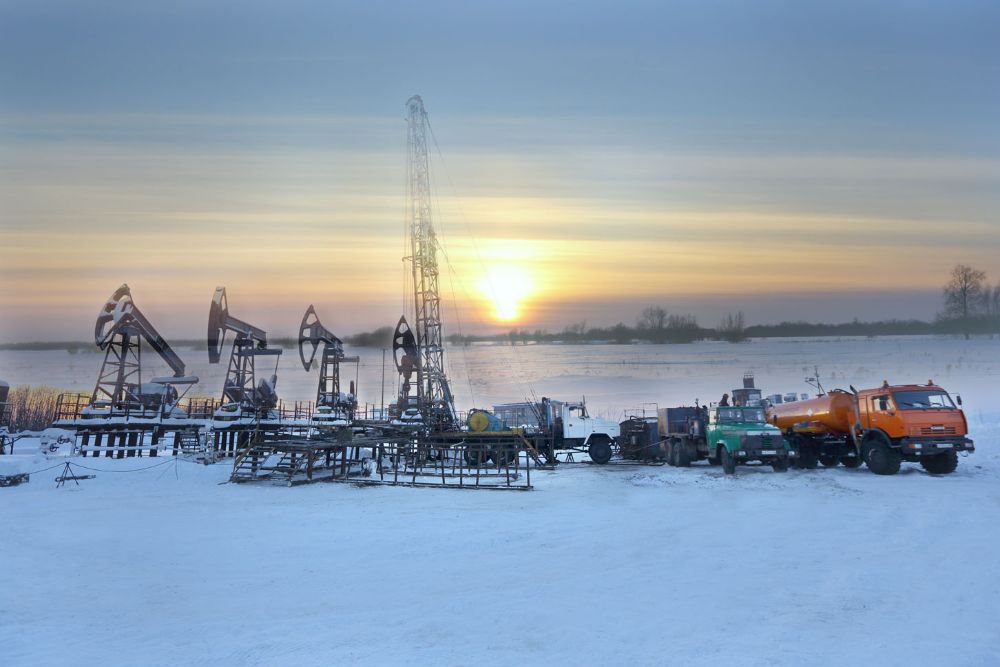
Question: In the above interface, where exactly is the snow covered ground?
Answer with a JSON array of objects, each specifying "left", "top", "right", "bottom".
[
  {"left": 3, "top": 430, "right": 998, "bottom": 666},
  {"left": 2, "top": 337, "right": 999, "bottom": 665}
]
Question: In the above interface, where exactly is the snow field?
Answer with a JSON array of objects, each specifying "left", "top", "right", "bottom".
[
  {"left": 2, "top": 426, "right": 998, "bottom": 666},
  {"left": 2, "top": 337, "right": 999, "bottom": 665}
]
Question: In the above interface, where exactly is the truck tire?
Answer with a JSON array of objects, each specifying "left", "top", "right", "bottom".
[
  {"left": 799, "top": 443, "right": 819, "bottom": 470},
  {"left": 490, "top": 445, "right": 517, "bottom": 465},
  {"left": 920, "top": 450, "right": 958, "bottom": 475},
  {"left": 721, "top": 447, "right": 736, "bottom": 475},
  {"left": 674, "top": 440, "right": 692, "bottom": 467},
  {"left": 771, "top": 457, "right": 789, "bottom": 472},
  {"left": 664, "top": 440, "right": 676, "bottom": 466},
  {"left": 789, "top": 436, "right": 817, "bottom": 469},
  {"left": 840, "top": 455, "right": 862, "bottom": 468},
  {"left": 588, "top": 437, "right": 613, "bottom": 465},
  {"left": 819, "top": 454, "right": 840, "bottom": 468},
  {"left": 864, "top": 437, "right": 901, "bottom": 475}
]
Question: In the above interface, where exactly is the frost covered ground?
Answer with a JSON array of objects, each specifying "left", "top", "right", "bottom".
[{"left": 2, "top": 337, "right": 1000, "bottom": 665}]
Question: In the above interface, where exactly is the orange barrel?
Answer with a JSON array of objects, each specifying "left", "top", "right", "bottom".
[{"left": 766, "top": 390, "right": 856, "bottom": 433}]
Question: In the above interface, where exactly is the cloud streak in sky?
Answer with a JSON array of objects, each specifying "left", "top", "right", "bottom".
[{"left": 1, "top": 1, "right": 998, "bottom": 341}]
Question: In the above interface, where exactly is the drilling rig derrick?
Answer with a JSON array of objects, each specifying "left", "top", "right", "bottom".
[{"left": 394, "top": 95, "right": 457, "bottom": 432}]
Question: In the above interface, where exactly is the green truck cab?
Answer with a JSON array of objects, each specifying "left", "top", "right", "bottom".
[
  {"left": 706, "top": 406, "right": 791, "bottom": 474},
  {"left": 658, "top": 403, "right": 793, "bottom": 474}
]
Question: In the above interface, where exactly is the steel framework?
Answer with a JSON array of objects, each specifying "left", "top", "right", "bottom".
[
  {"left": 208, "top": 286, "right": 282, "bottom": 418},
  {"left": 401, "top": 95, "right": 456, "bottom": 430},
  {"left": 91, "top": 284, "right": 194, "bottom": 414},
  {"left": 298, "top": 305, "right": 358, "bottom": 423}
]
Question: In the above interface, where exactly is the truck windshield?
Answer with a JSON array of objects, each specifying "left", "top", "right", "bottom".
[
  {"left": 893, "top": 390, "right": 955, "bottom": 410},
  {"left": 717, "top": 408, "right": 766, "bottom": 422}
]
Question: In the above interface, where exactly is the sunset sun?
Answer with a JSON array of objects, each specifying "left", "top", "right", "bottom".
[{"left": 479, "top": 265, "right": 534, "bottom": 322}]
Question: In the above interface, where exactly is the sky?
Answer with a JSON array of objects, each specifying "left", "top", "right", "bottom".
[{"left": 1, "top": 0, "right": 999, "bottom": 342}]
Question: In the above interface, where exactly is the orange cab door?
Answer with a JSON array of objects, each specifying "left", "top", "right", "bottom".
[{"left": 868, "top": 394, "right": 904, "bottom": 438}]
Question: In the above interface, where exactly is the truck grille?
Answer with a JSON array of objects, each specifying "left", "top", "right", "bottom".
[{"left": 918, "top": 426, "right": 956, "bottom": 436}]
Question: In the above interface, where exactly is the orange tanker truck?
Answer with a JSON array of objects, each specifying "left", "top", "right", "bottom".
[{"left": 766, "top": 381, "right": 974, "bottom": 475}]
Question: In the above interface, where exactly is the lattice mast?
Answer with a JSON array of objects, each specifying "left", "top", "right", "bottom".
[{"left": 405, "top": 95, "right": 456, "bottom": 429}]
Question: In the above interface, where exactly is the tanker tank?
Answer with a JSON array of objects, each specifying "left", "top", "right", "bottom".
[{"left": 766, "top": 389, "right": 856, "bottom": 434}]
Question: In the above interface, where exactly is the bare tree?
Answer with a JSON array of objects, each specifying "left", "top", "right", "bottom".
[
  {"left": 562, "top": 320, "right": 587, "bottom": 340},
  {"left": 718, "top": 311, "right": 747, "bottom": 343},
  {"left": 989, "top": 283, "right": 1000, "bottom": 317},
  {"left": 637, "top": 306, "right": 668, "bottom": 331},
  {"left": 989, "top": 283, "right": 1000, "bottom": 335},
  {"left": 941, "top": 264, "right": 986, "bottom": 339}
]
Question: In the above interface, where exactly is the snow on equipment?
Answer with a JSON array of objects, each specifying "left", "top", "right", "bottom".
[
  {"left": 228, "top": 97, "right": 531, "bottom": 489},
  {"left": 52, "top": 284, "right": 205, "bottom": 458},
  {"left": 298, "top": 305, "right": 359, "bottom": 427},
  {"left": 767, "top": 379, "right": 974, "bottom": 475},
  {"left": 207, "top": 286, "right": 287, "bottom": 455}
]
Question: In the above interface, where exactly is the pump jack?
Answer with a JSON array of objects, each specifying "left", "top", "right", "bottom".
[
  {"left": 53, "top": 285, "right": 203, "bottom": 458},
  {"left": 207, "top": 287, "right": 282, "bottom": 421},
  {"left": 298, "top": 305, "right": 358, "bottom": 426},
  {"left": 88, "top": 284, "right": 198, "bottom": 417}
]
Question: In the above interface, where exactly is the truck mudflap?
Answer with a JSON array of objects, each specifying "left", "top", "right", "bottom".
[{"left": 897, "top": 436, "right": 974, "bottom": 454}]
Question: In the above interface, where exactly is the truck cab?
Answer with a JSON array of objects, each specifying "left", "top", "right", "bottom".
[
  {"left": 857, "top": 382, "right": 973, "bottom": 474},
  {"left": 706, "top": 406, "right": 791, "bottom": 474},
  {"left": 560, "top": 402, "right": 620, "bottom": 464},
  {"left": 493, "top": 397, "right": 620, "bottom": 464}
]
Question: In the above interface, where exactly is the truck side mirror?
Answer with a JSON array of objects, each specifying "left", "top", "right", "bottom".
[{"left": 956, "top": 395, "right": 963, "bottom": 406}]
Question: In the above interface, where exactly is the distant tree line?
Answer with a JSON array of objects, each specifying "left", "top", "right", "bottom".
[{"left": 4, "top": 265, "right": 998, "bottom": 351}]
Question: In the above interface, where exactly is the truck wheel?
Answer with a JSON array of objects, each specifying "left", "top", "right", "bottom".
[
  {"left": 665, "top": 440, "right": 676, "bottom": 466},
  {"left": 840, "top": 455, "right": 862, "bottom": 469},
  {"left": 674, "top": 440, "right": 692, "bottom": 467},
  {"left": 588, "top": 438, "right": 613, "bottom": 465},
  {"left": 721, "top": 447, "right": 736, "bottom": 475},
  {"left": 490, "top": 445, "right": 517, "bottom": 465},
  {"left": 771, "top": 457, "right": 789, "bottom": 472},
  {"left": 819, "top": 454, "right": 839, "bottom": 468},
  {"left": 865, "top": 438, "right": 901, "bottom": 475},
  {"left": 920, "top": 450, "right": 958, "bottom": 475},
  {"left": 799, "top": 443, "right": 819, "bottom": 470}
]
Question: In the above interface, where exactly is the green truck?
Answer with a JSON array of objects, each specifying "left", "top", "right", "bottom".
[{"left": 658, "top": 405, "right": 792, "bottom": 474}]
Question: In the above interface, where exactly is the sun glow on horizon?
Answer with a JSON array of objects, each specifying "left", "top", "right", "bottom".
[{"left": 479, "top": 265, "right": 535, "bottom": 323}]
